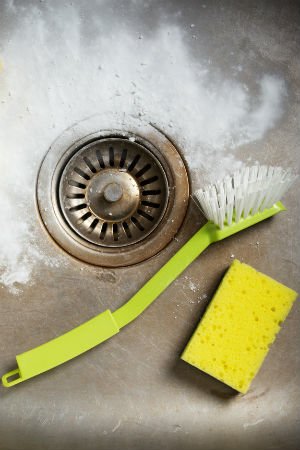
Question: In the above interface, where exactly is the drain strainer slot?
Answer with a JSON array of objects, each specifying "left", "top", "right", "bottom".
[
  {"left": 59, "top": 139, "right": 168, "bottom": 247},
  {"left": 37, "top": 123, "right": 189, "bottom": 267}
]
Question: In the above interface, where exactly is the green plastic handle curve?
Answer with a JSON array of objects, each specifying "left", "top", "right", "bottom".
[{"left": 1, "top": 202, "right": 285, "bottom": 387}]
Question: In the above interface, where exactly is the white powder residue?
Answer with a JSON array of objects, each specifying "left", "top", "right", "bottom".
[
  {"left": 0, "top": 2, "right": 287, "bottom": 292},
  {"left": 188, "top": 280, "right": 198, "bottom": 292}
]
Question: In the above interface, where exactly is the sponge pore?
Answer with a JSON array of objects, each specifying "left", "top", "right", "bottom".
[{"left": 181, "top": 259, "right": 297, "bottom": 393}]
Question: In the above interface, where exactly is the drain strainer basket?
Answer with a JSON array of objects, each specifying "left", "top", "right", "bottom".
[{"left": 37, "top": 124, "right": 189, "bottom": 267}]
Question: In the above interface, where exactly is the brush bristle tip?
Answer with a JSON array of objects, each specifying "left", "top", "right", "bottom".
[{"left": 195, "top": 165, "right": 296, "bottom": 228}]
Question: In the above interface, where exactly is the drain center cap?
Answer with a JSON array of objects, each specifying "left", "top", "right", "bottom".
[
  {"left": 103, "top": 183, "right": 123, "bottom": 203},
  {"left": 87, "top": 169, "right": 140, "bottom": 222}
]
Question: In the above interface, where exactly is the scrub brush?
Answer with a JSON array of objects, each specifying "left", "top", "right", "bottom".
[{"left": 2, "top": 165, "right": 297, "bottom": 387}]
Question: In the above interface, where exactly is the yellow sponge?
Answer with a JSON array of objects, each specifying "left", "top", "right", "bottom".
[{"left": 181, "top": 260, "right": 297, "bottom": 393}]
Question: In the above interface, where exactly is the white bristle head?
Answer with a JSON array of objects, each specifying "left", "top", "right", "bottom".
[{"left": 194, "top": 165, "right": 298, "bottom": 229}]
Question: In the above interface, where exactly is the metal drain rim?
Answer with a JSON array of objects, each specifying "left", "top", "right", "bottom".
[{"left": 37, "top": 122, "right": 189, "bottom": 267}]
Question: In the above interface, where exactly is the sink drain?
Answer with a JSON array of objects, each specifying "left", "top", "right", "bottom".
[
  {"left": 60, "top": 138, "right": 168, "bottom": 247},
  {"left": 37, "top": 124, "right": 189, "bottom": 266}
]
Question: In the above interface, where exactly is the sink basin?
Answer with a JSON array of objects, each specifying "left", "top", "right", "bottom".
[{"left": 0, "top": 1, "right": 299, "bottom": 449}]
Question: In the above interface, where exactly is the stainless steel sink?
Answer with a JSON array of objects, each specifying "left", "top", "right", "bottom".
[{"left": 0, "top": 1, "right": 299, "bottom": 449}]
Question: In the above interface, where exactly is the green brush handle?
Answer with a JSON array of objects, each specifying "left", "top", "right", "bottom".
[
  {"left": 1, "top": 202, "right": 285, "bottom": 387},
  {"left": 2, "top": 224, "right": 213, "bottom": 387},
  {"left": 113, "top": 201, "right": 285, "bottom": 327}
]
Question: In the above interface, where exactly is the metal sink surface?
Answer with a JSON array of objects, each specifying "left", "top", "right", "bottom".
[{"left": 0, "top": 1, "right": 299, "bottom": 450}]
